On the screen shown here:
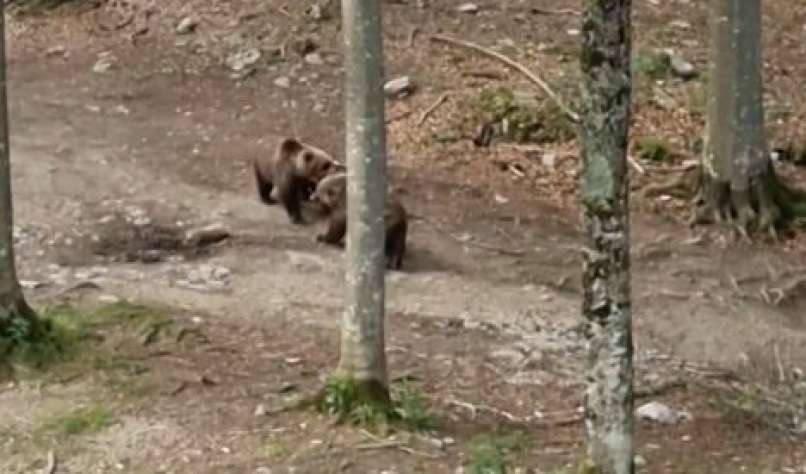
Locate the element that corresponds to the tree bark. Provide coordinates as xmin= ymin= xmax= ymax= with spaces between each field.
xmin=0 ymin=0 xmax=37 ymax=340
xmin=578 ymin=1 xmax=635 ymax=473
xmin=336 ymin=0 xmax=389 ymax=401
xmin=695 ymin=0 xmax=783 ymax=236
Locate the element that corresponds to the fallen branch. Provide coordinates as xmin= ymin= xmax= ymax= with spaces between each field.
xmin=634 ymin=378 xmax=687 ymax=399
xmin=43 ymin=451 xmax=57 ymax=474
xmin=407 ymin=27 xmax=420 ymax=48
xmin=446 ymin=397 xmax=524 ymax=423
xmin=530 ymin=6 xmax=581 ymax=16
xmin=628 ymin=156 xmax=646 ymax=175
xmin=385 ymin=110 xmax=413 ymax=124
xmin=418 ymin=93 xmax=450 ymax=125
xmin=429 ymin=34 xmax=580 ymax=123
xmin=453 ymin=235 xmax=526 ymax=256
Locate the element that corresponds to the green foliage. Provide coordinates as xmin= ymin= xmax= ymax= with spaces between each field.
xmin=8 ymin=0 xmax=78 ymax=15
xmin=392 ymin=381 xmax=436 ymax=432
xmin=473 ymin=87 xmax=575 ymax=144
xmin=632 ymin=50 xmax=671 ymax=80
xmin=1 ymin=301 xmax=168 ymax=373
xmin=317 ymin=376 xmax=393 ymax=428
xmin=36 ymin=402 xmax=115 ymax=439
xmin=636 ymin=136 xmax=674 ymax=162
xmin=316 ymin=377 xmax=437 ymax=432
xmin=466 ymin=431 xmax=529 ymax=474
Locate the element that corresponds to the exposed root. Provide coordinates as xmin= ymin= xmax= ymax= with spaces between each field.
xmin=691 ymin=163 xmax=806 ymax=239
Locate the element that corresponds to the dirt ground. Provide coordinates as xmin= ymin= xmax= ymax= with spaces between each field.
xmin=2 ymin=0 xmax=806 ymax=472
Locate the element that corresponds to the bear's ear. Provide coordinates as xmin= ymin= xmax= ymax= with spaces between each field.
xmin=278 ymin=137 xmax=303 ymax=156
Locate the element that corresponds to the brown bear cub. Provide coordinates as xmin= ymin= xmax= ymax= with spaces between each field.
xmin=310 ymin=172 xmax=408 ymax=270
xmin=253 ymin=137 xmax=341 ymax=224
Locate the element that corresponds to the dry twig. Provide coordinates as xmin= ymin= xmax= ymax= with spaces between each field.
xmin=418 ymin=93 xmax=450 ymax=125
xmin=530 ymin=7 xmax=581 ymax=16
xmin=429 ymin=34 xmax=580 ymax=123
xmin=43 ymin=451 xmax=57 ymax=474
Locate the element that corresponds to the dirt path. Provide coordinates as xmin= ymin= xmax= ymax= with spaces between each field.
xmin=1 ymin=1 xmax=806 ymax=472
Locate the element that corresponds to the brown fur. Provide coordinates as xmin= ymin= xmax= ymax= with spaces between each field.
xmin=311 ymin=172 xmax=408 ymax=270
xmin=253 ymin=137 xmax=339 ymax=224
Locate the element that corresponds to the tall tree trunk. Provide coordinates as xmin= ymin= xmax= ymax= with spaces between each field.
xmin=578 ymin=1 xmax=635 ymax=473
xmin=336 ymin=0 xmax=389 ymax=402
xmin=695 ymin=0 xmax=788 ymax=236
xmin=0 ymin=0 xmax=37 ymax=340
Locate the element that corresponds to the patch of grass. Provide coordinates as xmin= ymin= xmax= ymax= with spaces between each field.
xmin=3 ymin=301 xmax=169 ymax=374
xmin=8 ymin=0 xmax=78 ymax=16
xmin=636 ymin=136 xmax=674 ymax=162
xmin=633 ymin=50 xmax=671 ymax=80
xmin=466 ymin=431 xmax=529 ymax=474
xmin=315 ymin=377 xmax=437 ymax=433
xmin=36 ymin=402 xmax=115 ymax=439
xmin=472 ymin=87 xmax=575 ymax=144
xmin=392 ymin=381 xmax=437 ymax=432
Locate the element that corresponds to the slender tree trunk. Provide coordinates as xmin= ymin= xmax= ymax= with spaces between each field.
xmin=695 ymin=0 xmax=784 ymax=236
xmin=0 ymin=0 xmax=37 ymax=339
xmin=578 ymin=1 xmax=634 ymax=473
xmin=336 ymin=0 xmax=389 ymax=402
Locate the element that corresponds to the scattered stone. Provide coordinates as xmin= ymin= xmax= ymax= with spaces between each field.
xmin=98 ymin=294 xmax=121 ymax=304
xmin=176 ymin=264 xmax=231 ymax=292
xmin=457 ymin=3 xmax=479 ymax=14
xmin=637 ymin=401 xmax=687 ymax=425
xmin=489 ymin=348 xmax=526 ymax=366
xmin=284 ymin=357 xmax=302 ymax=365
xmin=541 ymin=151 xmax=557 ymax=169
xmin=665 ymin=50 xmax=698 ymax=79
xmin=226 ymin=47 xmax=261 ymax=72
xmin=175 ymin=16 xmax=198 ymax=35
xmin=92 ymin=54 xmax=116 ymax=74
xmin=384 ymin=76 xmax=415 ymax=98
xmin=304 ymin=52 xmax=324 ymax=65
xmin=634 ymin=455 xmax=648 ymax=468
xmin=286 ymin=251 xmax=327 ymax=272
xmin=254 ymin=404 xmax=267 ymax=417
xmin=273 ymin=76 xmax=291 ymax=88
xmin=45 ymin=45 xmax=67 ymax=57
xmin=184 ymin=224 xmax=230 ymax=247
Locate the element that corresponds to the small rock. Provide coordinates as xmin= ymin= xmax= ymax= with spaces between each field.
xmin=254 ymin=404 xmax=267 ymax=416
xmin=637 ymin=401 xmax=683 ymax=425
xmin=541 ymin=151 xmax=557 ymax=169
xmin=286 ymin=251 xmax=326 ymax=272
xmin=45 ymin=45 xmax=67 ymax=57
xmin=273 ymin=76 xmax=291 ymax=88
xmin=92 ymin=55 xmax=116 ymax=74
xmin=457 ymin=3 xmax=479 ymax=14
xmin=384 ymin=76 xmax=415 ymax=98
xmin=284 ymin=357 xmax=302 ymax=365
xmin=489 ymin=348 xmax=525 ymax=366
xmin=175 ymin=16 xmax=198 ymax=35
xmin=304 ymin=52 xmax=324 ymax=65
xmin=226 ymin=47 xmax=261 ymax=72
xmin=98 ymin=294 xmax=121 ymax=304
xmin=665 ymin=51 xmax=698 ymax=79
xmin=634 ymin=455 xmax=648 ymax=467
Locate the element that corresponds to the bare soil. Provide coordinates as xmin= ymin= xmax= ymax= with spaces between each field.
xmin=2 ymin=0 xmax=806 ymax=472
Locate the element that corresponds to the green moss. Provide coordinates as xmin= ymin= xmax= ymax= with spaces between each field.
xmin=35 ymin=402 xmax=115 ymax=439
xmin=466 ymin=431 xmax=529 ymax=474
xmin=315 ymin=376 xmax=437 ymax=433
xmin=632 ymin=50 xmax=671 ymax=80
xmin=1 ymin=300 xmax=169 ymax=376
xmin=636 ymin=136 xmax=674 ymax=162
xmin=473 ymin=87 xmax=575 ymax=144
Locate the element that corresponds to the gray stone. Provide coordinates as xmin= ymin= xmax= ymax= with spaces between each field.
xmin=666 ymin=51 xmax=698 ymax=79
xmin=273 ymin=76 xmax=291 ymax=88
xmin=457 ymin=3 xmax=479 ymax=14
xmin=304 ymin=52 xmax=325 ymax=65
xmin=637 ymin=401 xmax=682 ymax=425
xmin=176 ymin=16 xmax=198 ymax=35
xmin=226 ymin=48 xmax=261 ymax=72
xmin=384 ymin=76 xmax=415 ymax=98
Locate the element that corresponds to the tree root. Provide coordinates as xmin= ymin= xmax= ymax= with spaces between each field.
xmin=691 ymin=163 xmax=806 ymax=239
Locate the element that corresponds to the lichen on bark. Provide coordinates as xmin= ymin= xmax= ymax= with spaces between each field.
xmin=578 ymin=1 xmax=635 ymax=473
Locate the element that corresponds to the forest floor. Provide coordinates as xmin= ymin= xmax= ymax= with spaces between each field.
xmin=2 ymin=0 xmax=806 ymax=472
